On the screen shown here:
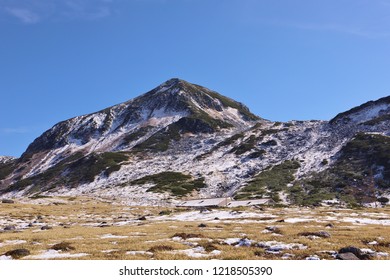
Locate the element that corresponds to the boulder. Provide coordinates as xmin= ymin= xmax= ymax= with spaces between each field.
xmin=51 ymin=242 xmax=75 ymax=251
xmin=338 ymin=246 xmax=371 ymax=260
xmin=317 ymin=231 xmax=331 ymax=238
xmin=41 ymin=225 xmax=52 ymax=230
xmin=98 ymin=224 xmax=110 ymax=228
xmin=299 ymin=231 xmax=331 ymax=238
xmin=337 ymin=252 xmax=360 ymax=260
xmin=4 ymin=225 xmax=16 ymax=231
xmin=236 ymin=238 xmax=252 ymax=247
xmin=1 ymin=199 xmax=15 ymax=204
xmin=5 ymin=249 xmax=30 ymax=259
xmin=265 ymin=226 xmax=283 ymax=234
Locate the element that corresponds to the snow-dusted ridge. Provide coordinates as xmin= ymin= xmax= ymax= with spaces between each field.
xmin=0 ymin=156 xmax=16 ymax=164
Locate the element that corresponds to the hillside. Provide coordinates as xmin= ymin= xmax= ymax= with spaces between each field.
xmin=1 ymin=79 xmax=389 ymax=206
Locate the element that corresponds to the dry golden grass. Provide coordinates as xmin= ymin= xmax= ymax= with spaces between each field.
xmin=0 ymin=197 xmax=389 ymax=260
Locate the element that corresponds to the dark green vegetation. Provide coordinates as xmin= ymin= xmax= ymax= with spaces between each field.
xmin=362 ymin=114 xmax=390 ymax=126
xmin=216 ymin=133 xmax=244 ymax=148
xmin=189 ymin=111 xmax=233 ymax=130
xmin=133 ymin=117 xmax=226 ymax=153
xmin=299 ymin=133 xmax=390 ymax=206
xmin=261 ymin=128 xmax=288 ymax=136
xmin=247 ymin=150 xmax=266 ymax=159
xmin=196 ymin=132 xmax=266 ymax=160
xmin=0 ymin=161 xmax=15 ymax=181
xmin=66 ymin=152 xmax=129 ymax=182
xmin=195 ymin=133 xmax=244 ymax=160
xmin=234 ymin=160 xmax=300 ymax=201
xmin=262 ymin=139 xmax=278 ymax=147
xmin=5 ymin=152 xmax=128 ymax=194
xmin=133 ymin=126 xmax=181 ymax=152
xmin=186 ymin=82 xmax=259 ymax=122
xmin=122 ymin=126 xmax=151 ymax=144
xmin=288 ymin=184 xmax=335 ymax=207
xmin=131 ymin=172 xmax=206 ymax=196
xmin=229 ymin=135 xmax=257 ymax=155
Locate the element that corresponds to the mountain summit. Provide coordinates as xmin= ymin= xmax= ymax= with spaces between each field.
xmin=23 ymin=78 xmax=259 ymax=157
xmin=0 ymin=80 xmax=389 ymax=207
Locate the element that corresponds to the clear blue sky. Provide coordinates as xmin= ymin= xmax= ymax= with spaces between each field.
xmin=1 ymin=0 xmax=390 ymax=157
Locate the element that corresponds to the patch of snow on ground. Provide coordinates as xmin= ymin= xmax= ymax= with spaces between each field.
xmin=305 ymin=255 xmax=320 ymax=260
xmin=257 ymin=241 xmax=307 ymax=252
xmin=223 ymin=238 xmax=241 ymax=245
xmin=222 ymin=237 xmax=254 ymax=247
xmin=283 ymin=217 xmax=315 ymax=223
xmin=155 ymin=210 xmax=276 ymax=222
xmin=99 ymin=234 xmax=128 ymax=239
xmin=282 ymin=253 xmax=295 ymax=259
xmin=102 ymin=249 xmax=119 ymax=253
xmin=376 ymin=252 xmax=389 ymax=257
xmin=28 ymin=250 xmax=89 ymax=259
xmin=342 ymin=217 xmax=390 ymax=225
xmin=0 ymin=240 xmax=27 ymax=247
xmin=172 ymin=246 xmax=221 ymax=258
xmin=126 ymin=251 xmax=153 ymax=256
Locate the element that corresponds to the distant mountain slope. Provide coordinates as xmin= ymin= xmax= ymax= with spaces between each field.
xmin=330 ymin=96 xmax=390 ymax=125
xmin=1 ymin=79 xmax=389 ymax=207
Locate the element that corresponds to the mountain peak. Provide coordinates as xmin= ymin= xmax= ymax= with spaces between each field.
xmin=163 ymin=77 xmax=182 ymax=85
xmin=136 ymin=78 xmax=260 ymax=122
xmin=21 ymin=79 xmax=260 ymax=157
xmin=152 ymin=78 xmax=200 ymax=96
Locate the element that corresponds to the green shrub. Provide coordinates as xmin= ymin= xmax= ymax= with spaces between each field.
xmin=6 ymin=152 xmax=128 ymax=194
xmin=235 ymin=160 xmax=300 ymax=200
xmin=362 ymin=114 xmax=390 ymax=126
xmin=131 ymin=172 xmax=206 ymax=197
xmin=123 ymin=126 xmax=151 ymax=143
xmin=247 ymin=150 xmax=266 ymax=159
xmin=0 ymin=162 xmax=15 ymax=180
xmin=229 ymin=135 xmax=257 ymax=155
xmin=195 ymin=133 xmax=244 ymax=160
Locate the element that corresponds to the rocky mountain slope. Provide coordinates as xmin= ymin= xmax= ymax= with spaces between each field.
xmin=1 ymin=79 xmax=389 ymax=206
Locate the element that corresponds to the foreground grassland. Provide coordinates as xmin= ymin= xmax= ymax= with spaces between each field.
xmin=0 ymin=197 xmax=389 ymax=260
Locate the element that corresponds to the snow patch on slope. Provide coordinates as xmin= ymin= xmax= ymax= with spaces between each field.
xmin=350 ymin=104 xmax=390 ymax=124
